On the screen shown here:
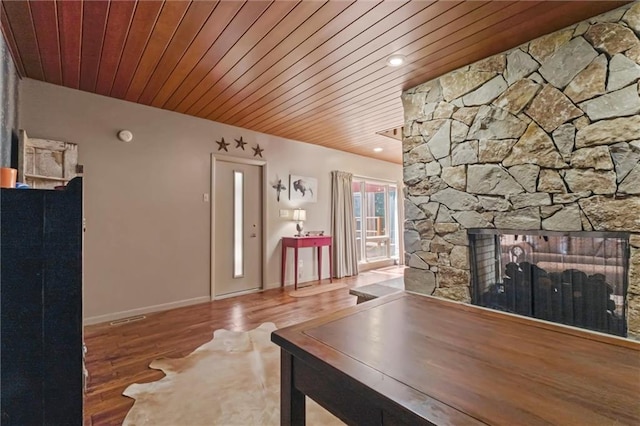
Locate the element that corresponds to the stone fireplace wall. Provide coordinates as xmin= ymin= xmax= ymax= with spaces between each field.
xmin=401 ymin=3 xmax=640 ymax=336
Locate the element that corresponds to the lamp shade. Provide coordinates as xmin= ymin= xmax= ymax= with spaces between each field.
xmin=292 ymin=209 xmax=306 ymax=221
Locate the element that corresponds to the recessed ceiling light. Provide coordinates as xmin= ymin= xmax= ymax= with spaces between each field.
xmin=386 ymin=54 xmax=406 ymax=67
xmin=373 ymin=147 xmax=383 ymax=152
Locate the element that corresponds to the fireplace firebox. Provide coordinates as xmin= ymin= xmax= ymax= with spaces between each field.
xmin=468 ymin=229 xmax=629 ymax=337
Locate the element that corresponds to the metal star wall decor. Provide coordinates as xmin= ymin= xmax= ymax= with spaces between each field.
xmin=235 ymin=136 xmax=247 ymax=150
xmin=216 ymin=137 xmax=229 ymax=152
xmin=252 ymin=144 xmax=264 ymax=158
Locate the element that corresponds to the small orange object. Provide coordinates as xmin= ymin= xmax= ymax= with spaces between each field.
xmin=0 ymin=167 xmax=17 ymax=188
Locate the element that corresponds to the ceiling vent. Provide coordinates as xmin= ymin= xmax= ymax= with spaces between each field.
xmin=376 ymin=126 xmax=404 ymax=141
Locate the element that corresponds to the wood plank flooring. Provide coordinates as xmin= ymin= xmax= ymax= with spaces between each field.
xmin=83 ymin=266 xmax=404 ymax=425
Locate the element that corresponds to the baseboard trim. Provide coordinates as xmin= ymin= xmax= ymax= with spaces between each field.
xmin=214 ymin=288 xmax=262 ymax=300
xmin=83 ymin=296 xmax=211 ymax=326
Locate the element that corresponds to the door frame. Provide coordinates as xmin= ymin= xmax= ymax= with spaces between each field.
xmin=211 ymin=154 xmax=268 ymax=300
xmin=352 ymin=175 xmax=403 ymax=271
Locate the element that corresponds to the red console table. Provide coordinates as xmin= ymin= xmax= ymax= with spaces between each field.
xmin=281 ymin=236 xmax=333 ymax=290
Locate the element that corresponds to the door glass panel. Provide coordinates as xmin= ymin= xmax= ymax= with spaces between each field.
xmin=233 ymin=170 xmax=244 ymax=278
xmin=389 ymin=185 xmax=398 ymax=259
xmin=352 ymin=179 xmax=399 ymax=265
xmin=352 ymin=181 xmax=363 ymax=262
xmin=365 ymin=182 xmax=388 ymax=260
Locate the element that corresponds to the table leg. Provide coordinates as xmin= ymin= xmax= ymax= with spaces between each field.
xmin=281 ymin=349 xmax=305 ymax=426
xmin=318 ymin=246 xmax=322 ymax=282
xmin=329 ymin=244 xmax=333 ymax=283
xmin=281 ymin=244 xmax=286 ymax=287
xmin=294 ymin=247 xmax=299 ymax=290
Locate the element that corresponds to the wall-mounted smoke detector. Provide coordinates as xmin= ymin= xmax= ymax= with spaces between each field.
xmin=117 ymin=130 xmax=133 ymax=142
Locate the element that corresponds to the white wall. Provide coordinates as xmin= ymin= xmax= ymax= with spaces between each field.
xmin=20 ymin=79 xmax=402 ymax=323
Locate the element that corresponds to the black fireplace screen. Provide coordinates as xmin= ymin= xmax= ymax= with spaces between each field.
xmin=468 ymin=229 xmax=629 ymax=337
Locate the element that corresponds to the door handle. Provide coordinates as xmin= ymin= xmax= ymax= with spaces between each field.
xmin=250 ymin=233 xmax=257 ymax=238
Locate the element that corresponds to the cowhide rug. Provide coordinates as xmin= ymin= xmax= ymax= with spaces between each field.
xmin=123 ymin=323 xmax=343 ymax=425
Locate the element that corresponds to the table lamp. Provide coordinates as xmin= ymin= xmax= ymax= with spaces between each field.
xmin=292 ymin=209 xmax=306 ymax=237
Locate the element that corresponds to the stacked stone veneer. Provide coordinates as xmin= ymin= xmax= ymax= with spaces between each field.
xmin=0 ymin=28 xmax=19 ymax=167
xmin=401 ymin=3 xmax=640 ymax=337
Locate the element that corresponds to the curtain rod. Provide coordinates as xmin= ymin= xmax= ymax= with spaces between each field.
xmin=351 ymin=173 xmax=400 ymax=184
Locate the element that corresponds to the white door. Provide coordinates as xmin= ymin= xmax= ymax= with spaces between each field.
xmin=213 ymin=157 xmax=263 ymax=297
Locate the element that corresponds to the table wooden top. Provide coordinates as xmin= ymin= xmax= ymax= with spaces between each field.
xmin=282 ymin=235 xmax=331 ymax=239
xmin=272 ymin=292 xmax=640 ymax=425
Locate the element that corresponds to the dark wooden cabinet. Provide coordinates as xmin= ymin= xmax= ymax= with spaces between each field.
xmin=1 ymin=177 xmax=83 ymax=425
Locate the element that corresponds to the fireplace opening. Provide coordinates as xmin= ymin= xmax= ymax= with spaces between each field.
xmin=468 ymin=229 xmax=629 ymax=337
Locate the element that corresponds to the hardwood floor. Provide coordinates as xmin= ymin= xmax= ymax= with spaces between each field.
xmin=83 ymin=266 xmax=404 ymax=425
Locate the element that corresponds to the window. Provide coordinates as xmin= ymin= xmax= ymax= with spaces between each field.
xmin=233 ymin=170 xmax=244 ymax=277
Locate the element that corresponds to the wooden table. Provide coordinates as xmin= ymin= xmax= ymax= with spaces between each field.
xmin=281 ymin=236 xmax=332 ymax=290
xmin=271 ymin=292 xmax=640 ymax=425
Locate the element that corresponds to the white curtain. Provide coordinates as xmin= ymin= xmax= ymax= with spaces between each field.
xmin=331 ymin=171 xmax=358 ymax=278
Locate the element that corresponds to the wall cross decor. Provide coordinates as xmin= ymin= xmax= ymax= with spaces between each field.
xmin=272 ymin=178 xmax=286 ymax=202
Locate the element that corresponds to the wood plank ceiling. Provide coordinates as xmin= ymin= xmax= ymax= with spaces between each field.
xmin=1 ymin=1 xmax=629 ymax=164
